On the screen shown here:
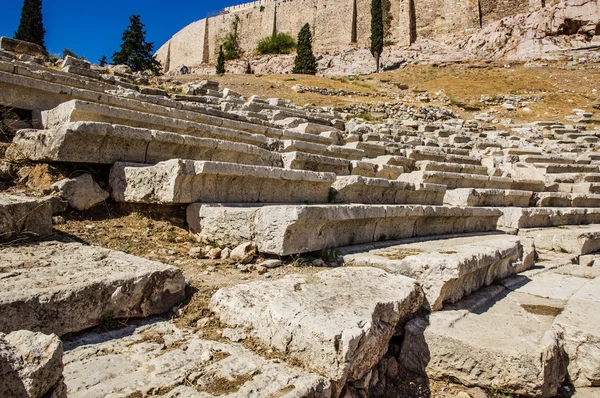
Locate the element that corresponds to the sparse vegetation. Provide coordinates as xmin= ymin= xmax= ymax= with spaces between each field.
xmin=354 ymin=111 xmax=375 ymax=121
xmin=256 ymin=32 xmax=296 ymax=55
xmin=222 ymin=15 xmax=241 ymax=61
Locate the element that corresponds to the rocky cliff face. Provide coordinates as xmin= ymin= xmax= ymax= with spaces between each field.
xmin=458 ymin=0 xmax=600 ymax=60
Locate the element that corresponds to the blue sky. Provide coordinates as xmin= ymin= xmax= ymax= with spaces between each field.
xmin=1 ymin=0 xmax=237 ymax=63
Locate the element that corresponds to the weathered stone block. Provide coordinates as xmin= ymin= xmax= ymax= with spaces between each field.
xmin=0 ymin=194 xmax=53 ymax=240
xmin=110 ymin=159 xmax=335 ymax=204
xmin=0 ymin=241 xmax=186 ymax=336
xmin=210 ymin=267 xmax=423 ymax=392
xmin=187 ymin=204 xmax=502 ymax=255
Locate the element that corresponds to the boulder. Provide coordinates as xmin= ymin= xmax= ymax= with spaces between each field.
xmin=51 ymin=173 xmax=109 ymax=211
xmin=1 ymin=330 xmax=65 ymax=398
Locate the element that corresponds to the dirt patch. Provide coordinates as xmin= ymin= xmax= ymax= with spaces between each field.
xmin=200 ymin=374 xmax=258 ymax=395
xmin=521 ymin=304 xmax=564 ymax=317
xmin=377 ymin=248 xmax=424 ymax=260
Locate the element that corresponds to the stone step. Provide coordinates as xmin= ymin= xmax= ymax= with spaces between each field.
xmin=0 ymin=193 xmax=53 ymax=240
xmin=109 ymin=160 xmax=335 ymax=204
xmin=281 ymin=140 xmax=364 ymax=160
xmin=520 ymin=155 xmax=577 ymax=165
xmin=398 ymin=170 xmax=514 ymax=190
xmin=42 ymin=100 xmax=273 ymax=148
xmin=341 ymin=233 xmax=534 ymax=311
xmin=209 ymin=267 xmax=423 ymax=393
xmin=557 ymin=182 xmax=600 ymax=194
xmin=364 ymin=155 xmax=415 ymax=171
xmin=498 ymin=207 xmax=600 ymax=229
xmin=536 ymin=163 xmax=599 ymax=174
xmin=444 ymin=188 xmax=533 ymax=207
xmin=63 ymin=321 xmax=330 ymax=398
xmin=519 ymin=225 xmax=600 ymax=255
xmin=405 ymin=148 xmax=482 ymax=165
xmin=401 ymin=283 xmax=568 ymax=397
xmin=0 ymin=240 xmax=186 ymax=336
xmin=1 ymin=62 xmax=328 ymax=138
xmin=533 ymin=192 xmax=600 ymax=208
xmin=344 ymin=142 xmax=387 ymax=158
xmin=7 ymin=121 xmax=282 ymax=167
xmin=187 ymin=204 xmax=502 ymax=255
xmin=330 ymin=176 xmax=445 ymax=205
xmin=547 ymin=173 xmax=600 ymax=184
xmin=416 ymin=160 xmax=489 ymax=175
xmin=281 ymin=151 xmax=351 ymax=175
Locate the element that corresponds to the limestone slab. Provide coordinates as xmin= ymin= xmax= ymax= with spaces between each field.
xmin=187 ymin=204 xmax=502 ymax=255
xmin=0 ymin=241 xmax=186 ymax=336
xmin=210 ymin=267 xmax=423 ymax=392
xmin=498 ymin=207 xmax=600 ymax=229
xmin=63 ymin=321 xmax=331 ymax=398
xmin=398 ymin=171 xmax=514 ymax=190
xmin=444 ymin=188 xmax=533 ymax=207
xmin=401 ymin=286 xmax=568 ymax=397
xmin=554 ymin=277 xmax=600 ymax=387
xmin=519 ymin=225 xmax=600 ymax=255
xmin=281 ymin=151 xmax=351 ymax=175
xmin=331 ymin=176 xmax=445 ymax=205
xmin=342 ymin=234 xmax=534 ymax=311
xmin=110 ymin=159 xmax=335 ymax=204
xmin=7 ymin=121 xmax=281 ymax=167
xmin=0 ymin=194 xmax=53 ymax=240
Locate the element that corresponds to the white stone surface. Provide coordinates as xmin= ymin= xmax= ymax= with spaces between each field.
xmin=63 ymin=321 xmax=331 ymax=398
xmin=51 ymin=174 xmax=108 ymax=211
xmin=210 ymin=267 xmax=423 ymax=392
xmin=0 ymin=241 xmax=186 ymax=336
xmin=187 ymin=204 xmax=503 ymax=255
xmin=110 ymin=159 xmax=335 ymax=204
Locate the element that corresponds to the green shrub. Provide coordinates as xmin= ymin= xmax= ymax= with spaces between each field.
xmin=222 ymin=16 xmax=241 ymax=61
xmin=293 ymin=23 xmax=317 ymax=75
xmin=257 ymin=32 xmax=296 ymax=55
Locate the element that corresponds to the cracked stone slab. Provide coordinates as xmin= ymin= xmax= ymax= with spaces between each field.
xmin=0 ymin=193 xmax=53 ymax=241
xmin=109 ymin=159 xmax=335 ymax=204
xmin=63 ymin=321 xmax=331 ymax=398
xmin=342 ymin=233 xmax=535 ymax=311
xmin=187 ymin=204 xmax=502 ymax=255
xmin=554 ymin=276 xmax=600 ymax=387
xmin=401 ymin=285 xmax=568 ymax=397
xmin=0 ymin=240 xmax=186 ymax=336
xmin=331 ymin=176 xmax=445 ymax=205
xmin=209 ymin=267 xmax=423 ymax=393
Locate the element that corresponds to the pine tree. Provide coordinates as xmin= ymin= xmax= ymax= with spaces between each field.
xmin=99 ymin=55 xmax=108 ymax=67
xmin=293 ymin=23 xmax=317 ymax=75
xmin=216 ymin=45 xmax=226 ymax=75
xmin=14 ymin=0 xmax=46 ymax=50
xmin=371 ymin=0 xmax=384 ymax=73
xmin=112 ymin=14 xmax=162 ymax=75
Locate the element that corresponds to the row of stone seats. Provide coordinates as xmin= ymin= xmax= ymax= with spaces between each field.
xmin=0 ymin=60 xmax=343 ymax=144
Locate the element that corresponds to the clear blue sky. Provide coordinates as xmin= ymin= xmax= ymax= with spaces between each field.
xmin=1 ymin=0 xmax=237 ymax=63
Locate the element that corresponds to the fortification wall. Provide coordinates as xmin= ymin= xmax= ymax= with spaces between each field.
xmin=156 ymin=0 xmax=544 ymax=72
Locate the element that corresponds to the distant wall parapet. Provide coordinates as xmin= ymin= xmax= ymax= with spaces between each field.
xmin=156 ymin=0 xmax=549 ymax=72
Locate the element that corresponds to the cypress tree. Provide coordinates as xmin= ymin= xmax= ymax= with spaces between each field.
xmin=112 ymin=14 xmax=162 ymax=75
xmin=14 ymin=0 xmax=46 ymax=50
xmin=216 ymin=45 xmax=226 ymax=75
xmin=371 ymin=0 xmax=384 ymax=73
xmin=293 ymin=23 xmax=317 ymax=75
xmin=99 ymin=55 xmax=108 ymax=67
